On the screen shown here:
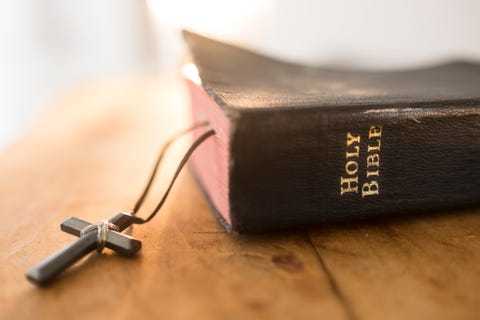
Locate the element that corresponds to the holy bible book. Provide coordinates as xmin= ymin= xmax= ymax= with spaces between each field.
xmin=183 ymin=31 xmax=480 ymax=233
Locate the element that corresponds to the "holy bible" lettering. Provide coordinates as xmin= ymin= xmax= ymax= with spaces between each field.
xmin=340 ymin=125 xmax=383 ymax=197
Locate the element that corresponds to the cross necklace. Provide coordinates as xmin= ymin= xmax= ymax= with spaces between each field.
xmin=26 ymin=124 xmax=214 ymax=286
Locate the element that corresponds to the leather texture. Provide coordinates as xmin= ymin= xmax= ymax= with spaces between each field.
xmin=184 ymin=31 xmax=480 ymax=232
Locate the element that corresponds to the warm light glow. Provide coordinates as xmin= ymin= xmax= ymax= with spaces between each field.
xmin=146 ymin=0 xmax=272 ymax=39
xmin=181 ymin=62 xmax=201 ymax=85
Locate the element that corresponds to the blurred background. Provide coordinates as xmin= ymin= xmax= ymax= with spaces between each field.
xmin=1 ymin=0 xmax=479 ymax=150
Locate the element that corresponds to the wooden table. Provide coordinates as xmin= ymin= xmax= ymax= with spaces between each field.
xmin=1 ymin=77 xmax=479 ymax=320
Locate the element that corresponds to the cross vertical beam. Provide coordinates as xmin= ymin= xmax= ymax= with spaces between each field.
xmin=26 ymin=212 xmax=141 ymax=286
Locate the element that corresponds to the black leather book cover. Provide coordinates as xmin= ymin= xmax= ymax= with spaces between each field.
xmin=183 ymin=31 xmax=480 ymax=233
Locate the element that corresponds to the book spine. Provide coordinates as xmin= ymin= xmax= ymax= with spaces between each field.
xmin=228 ymin=101 xmax=480 ymax=232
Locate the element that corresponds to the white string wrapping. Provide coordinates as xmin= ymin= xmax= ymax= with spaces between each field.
xmin=80 ymin=220 xmax=120 ymax=252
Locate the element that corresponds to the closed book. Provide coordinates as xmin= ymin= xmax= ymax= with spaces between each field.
xmin=182 ymin=31 xmax=480 ymax=233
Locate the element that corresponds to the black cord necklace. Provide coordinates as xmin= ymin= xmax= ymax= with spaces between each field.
xmin=26 ymin=123 xmax=215 ymax=286
xmin=131 ymin=122 xmax=214 ymax=224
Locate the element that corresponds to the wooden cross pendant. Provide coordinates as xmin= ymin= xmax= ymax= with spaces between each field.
xmin=26 ymin=212 xmax=142 ymax=286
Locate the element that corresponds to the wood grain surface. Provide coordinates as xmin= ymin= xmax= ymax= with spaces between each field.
xmin=0 ymin=77 xmax=478 ymax=320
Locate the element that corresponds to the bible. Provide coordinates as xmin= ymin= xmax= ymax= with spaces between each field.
xmin=182 ymin=31 xmax=480 ymax=233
